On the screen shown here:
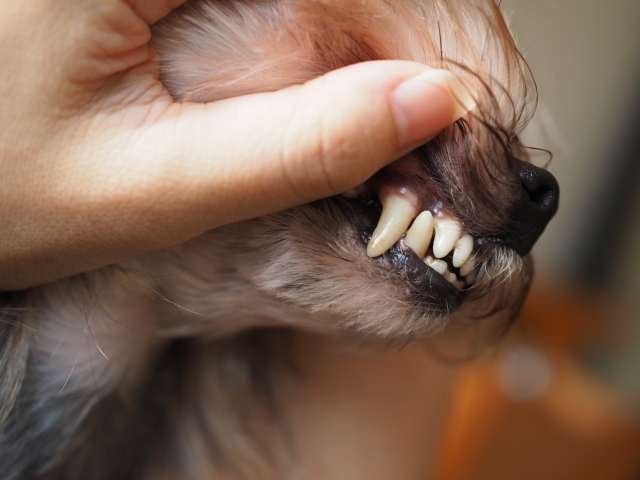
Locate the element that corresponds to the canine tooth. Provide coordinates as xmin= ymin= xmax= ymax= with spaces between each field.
xmin=425 ymin=256 xmax=448 ymax=275
xmin=452 ymin=234 xmax=474 ymax=267
xmin=405 ymin=211 xmax=434 ymax=258
xmin=460 ymin=260 xmax=477 ymax=277
xmin=433 ymin=218 xmax=462 ymax=258
xmin=455 ymin=280 xmax=465 ymax=290
xmin=445 ymin=271 xmax=457 ymax=284
xmin=367 ymin=195 xmax=416 ymax=257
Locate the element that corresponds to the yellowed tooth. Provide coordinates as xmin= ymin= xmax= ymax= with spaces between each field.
xmin=460 ymin=259 xmax=477 ymax=277
xmin=433 ymin=218 xmax=462 ymax=258
xmin=452 ymin=234 xmax=474 ymax=268
xmin=425 ymin=256 xmax=448 ymax=275
xmin=405 ymin=211 xmax=434 ymax=258
xmin=367 ymin=195 xmax=417 ymax=257
xmin=445 ymin=271 xmax=457 ymax=284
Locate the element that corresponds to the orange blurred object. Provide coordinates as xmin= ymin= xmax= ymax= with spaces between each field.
xmin=431 ymin=278 xmax=640 ymax=480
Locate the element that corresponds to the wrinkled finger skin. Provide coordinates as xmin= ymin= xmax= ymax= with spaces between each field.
xmin=0 ymin=0 xmax=456 ymax=290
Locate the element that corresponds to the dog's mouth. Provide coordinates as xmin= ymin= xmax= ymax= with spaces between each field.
xmin=338 ymin=151 xmax=504 ymax=314
xmin=255 ymin=146 xmax=539 ymax=340
xmin=270 ymin=147 xmax=539 ymax=335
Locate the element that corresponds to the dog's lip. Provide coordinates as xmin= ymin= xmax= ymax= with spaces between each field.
xmin=358 ymin=220 xmax=462 ymax=312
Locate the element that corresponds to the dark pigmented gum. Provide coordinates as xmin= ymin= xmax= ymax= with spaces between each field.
xmin=359 ymin=223 xmax=462 ymax=313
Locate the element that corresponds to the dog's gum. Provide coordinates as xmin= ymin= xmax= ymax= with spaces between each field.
xmin=366 ymin=151 xmax=451 ymax=216
xmin=364 ymin=151 xmax=453 ymax=259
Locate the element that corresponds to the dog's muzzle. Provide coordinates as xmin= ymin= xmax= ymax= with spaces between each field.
xmin=476 ymin=158 xmax=560 ymax=256
xmin=343 ymin=153 xmax=559 ymax=296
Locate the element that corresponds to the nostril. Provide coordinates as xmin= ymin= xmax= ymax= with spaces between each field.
xmin=524 ymin=181 xmax=559 ymax=213
xmin=517 ymin=160 xmax=560 ymax=215
xmin=498 ymin=158 xmax=560 ymax=257
xmin=529 ymin=186 xmax=553 ymax=208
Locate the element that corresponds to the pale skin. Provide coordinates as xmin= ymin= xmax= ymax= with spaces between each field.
xmin=0 ymin=0 xmax=461 ymax=290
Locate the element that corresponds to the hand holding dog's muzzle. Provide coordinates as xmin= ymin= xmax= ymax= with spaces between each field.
xmin=0 ymin=0 xmax=469 ymax=290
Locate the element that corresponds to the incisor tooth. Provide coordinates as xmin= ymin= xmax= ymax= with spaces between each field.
xmin=425 ymin=256 xmax=448 ymax=275
xmin=433 ymin=218 xmax=462 ymax=258
xmin=460 ymin=260 xmax=477 ymax=277
xmin=445 ymin=271 xmax=457 ymax=284
xmin=405 ymin=211 xmax=434 ymax=258
xmin=367 ymin=195 xmax=416 ymax=257
xmin=452 ymin=234 xmax=474 ymax=267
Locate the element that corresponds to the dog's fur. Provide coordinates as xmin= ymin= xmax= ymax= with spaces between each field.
xmin=0 ymin=1 xmax=542 ymax=478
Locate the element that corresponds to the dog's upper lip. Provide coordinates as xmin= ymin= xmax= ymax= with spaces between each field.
xmin=365 ymin=152 xmax=449 ymax=215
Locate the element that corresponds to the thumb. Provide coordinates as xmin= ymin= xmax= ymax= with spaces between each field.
xmin=132 ymin=61 xmax=475 ymax=229
xmin=2 ymin=60 xmax=473 ymax=290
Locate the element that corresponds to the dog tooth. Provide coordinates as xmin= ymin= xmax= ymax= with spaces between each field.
xmin=465 ymin=270 xmax=477 ymax=284
xmin=425 ymin=256 xmax=448 ymax=275
xmin=452 ymin=234 xmax=474 ymax=268
xmin=455 ymin=280 xmax=465 ymax=290
xmin=459 ymin=260 xmax=477 ymax=277
xmin=405 ymin=211 xmax=434 ymax=258
xmin=433 ymin=218 xmax=462 ymax=258
xmin=445 ymin=271 xmax=457 ymax=284
xmin=367 ymin=195 xmax=417 ymax=257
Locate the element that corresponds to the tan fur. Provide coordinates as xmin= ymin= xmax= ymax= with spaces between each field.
xmin=0 ymin=1 xmax=540 ymax=479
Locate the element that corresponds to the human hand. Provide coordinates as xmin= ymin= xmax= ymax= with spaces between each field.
xmin=0 ymin=0 xmax=471 ymax=290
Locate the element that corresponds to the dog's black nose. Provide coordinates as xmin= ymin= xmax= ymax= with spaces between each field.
xmin=504 ymin=158 xmax=559 ymax=256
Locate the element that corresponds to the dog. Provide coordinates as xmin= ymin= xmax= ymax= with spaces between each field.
xmin=0 ymin=0 xmax=559 ymax=478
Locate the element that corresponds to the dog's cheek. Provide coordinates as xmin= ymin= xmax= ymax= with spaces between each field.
xmin=0 ymin=269 xmax=161 ymax=478
xmin=32 ymin=270 xmax=159 ymax=396
xmin=238 ymin=208 xmax=449 ymax=338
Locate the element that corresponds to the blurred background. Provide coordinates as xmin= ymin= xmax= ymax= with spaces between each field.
xmin=508 ymin=0 xmax=640 ymax=399
xmin=431 ymin=1 xmax=640 ymax=478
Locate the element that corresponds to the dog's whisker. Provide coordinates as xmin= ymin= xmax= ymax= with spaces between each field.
xmin=58 ymin=336 xmax=86 ymax=397
xmin=88 ymin=325 xmax=110 ymax=362
xmin=0 ymin=317 xmax=36 ymax=332
xmin=125 ymin=280 xmax=205 ymax=317
xmin=49 ymin=324 xmax=69 ymax=363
